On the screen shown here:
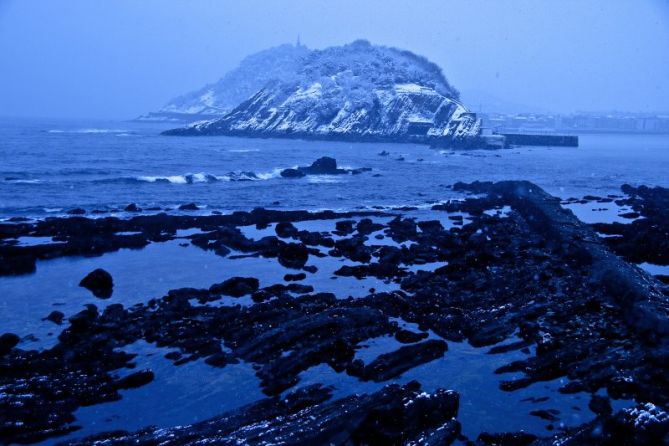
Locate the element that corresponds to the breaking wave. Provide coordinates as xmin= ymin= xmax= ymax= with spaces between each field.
xmin=47 ymin=128 xmax=131 ymax=134
xmin=134 ymin=168 xmax=283 ymax=184
xmin=2 ymin=178 xmax=43 ymax=184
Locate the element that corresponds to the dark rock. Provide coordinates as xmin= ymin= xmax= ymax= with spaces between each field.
xmin=280 ymin=168 xmax=306 ymax=178
xmin=529 ymin=409 xmax=560 ymax=422
xmin=417 ymin=220 xmax=444 ymax=234
xmin=281 ymin=157 xmax=370 ymax=178
xmin=124 ymin=203 xmax=141 ymax=212
xmin=284 ymin=272 xmax=306 ymax=282
xmin=356 ymin=218 xmax=383 ymax=235
xmin=303 ymin=156 xmax=338 ymax=174
xmin=278 ymin=242 xmax=309 ymax=269
xmin=204 ymin=352 xmax=235 ymax=367
xmin=209 ymin=277 xmax=260 ymax=297
xmin=178 ymin=203 xmax=200 ymax=211
xmin=116 ymin=369 xmax=154 ymax=389
xmin=43 ymin=310 xmax=65 ymax=325
xmin=66 ymin=208 xmax=86 ymax=215
xmin=352 ymin=340 xmax=447 ymax=382
xmin=79 ymin=268 xmax=114 ymax=298
xmin=275 ymin=221 xmax=298 ymax=238
xmin=395 ymin=329 xmax=429 ymax=343
xmin=303 ymin=265 xmax=318 ymax=273
xmin=335 ymin=219 xmax=356 ymax=235
xmin=65 ymin=382 xmax=460 ymax=446
xmin=477 ymin=432 xmax=537 ymax=445
xmin=589 ymin=394 xmax=613 ymax=416
xmin=0 ymin=333 xmax=20 ymax=356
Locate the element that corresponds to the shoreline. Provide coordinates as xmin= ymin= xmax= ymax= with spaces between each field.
xmin=2 ymin=181 xmax=669 ymax=444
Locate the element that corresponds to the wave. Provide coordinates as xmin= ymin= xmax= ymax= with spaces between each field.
xmin=47 ymin=128 xmax=131 ymax=134
xmin=228 ymin=149 xmax=260 ymax=153
xmin=306 ymin=175 xmax=344 ymax=184
xmin=3 ymin=178 xmax=42 ymax=184
xmin=134 ymin=169 xmax=283 ymax=184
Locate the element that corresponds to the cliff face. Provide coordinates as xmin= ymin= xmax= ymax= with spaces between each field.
xmin=163 ymin=41 xmax=481 ymax=144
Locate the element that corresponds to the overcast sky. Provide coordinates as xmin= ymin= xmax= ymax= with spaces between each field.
xmin=1 ymin=0 xmax=668 ymax=119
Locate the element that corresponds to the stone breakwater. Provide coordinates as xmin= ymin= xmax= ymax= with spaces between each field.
xmin=0 ymin=181 xmax=668 ymax=445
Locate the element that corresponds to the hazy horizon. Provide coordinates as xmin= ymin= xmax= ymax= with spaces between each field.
xmin=1 ymin=0 xmax=668 ymax=120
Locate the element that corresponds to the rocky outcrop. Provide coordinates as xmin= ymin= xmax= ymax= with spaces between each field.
xmin=65 ymin=382 xmax=460 ymax=446
xmin=3 ymin=182 xmax=669 ymax=444
xmin=79 ymin=268 xmax=114 ymax=298
xmin=280 ymin=157 xmax=371 ymax=178
xmin=164 ymin=40 xmax=481 ymax=146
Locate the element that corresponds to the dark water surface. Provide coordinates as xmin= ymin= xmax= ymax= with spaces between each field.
xmin=1 ymin=117 xmax=668 ymax=218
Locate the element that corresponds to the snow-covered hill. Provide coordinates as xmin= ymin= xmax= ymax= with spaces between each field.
xmin=137 ymin=44 xmax=310 ymax=122
xmin=163 ymin=40 xmax=481 ymax=145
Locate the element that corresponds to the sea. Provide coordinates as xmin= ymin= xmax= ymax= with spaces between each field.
xmin=1 ymin=117 xmax=668 ymax=444
xmin=1 ymin=117 xmax=668 ymax=218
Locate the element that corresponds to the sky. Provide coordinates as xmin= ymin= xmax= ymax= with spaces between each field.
xmin=0 ymin=0 xmax=668 ymax=119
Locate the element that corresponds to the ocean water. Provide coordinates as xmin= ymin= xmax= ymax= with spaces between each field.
xmin=1 ymin=117 xmax=668 ymax=218
xmin=1 ymin=117 xmax=666 ymax=443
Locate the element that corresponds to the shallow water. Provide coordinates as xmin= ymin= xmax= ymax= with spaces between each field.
xmin=45 ymin=340 xmax=264 ymax=446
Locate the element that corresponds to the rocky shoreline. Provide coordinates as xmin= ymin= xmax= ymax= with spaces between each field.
xmin=1 ymin=181 xmax=669 ymax=445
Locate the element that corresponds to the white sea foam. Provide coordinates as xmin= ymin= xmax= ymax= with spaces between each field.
xmin=307 ymin=175 xmax=343 ymax=184
xmin=255 ymin=168 xmax=284 ymax=180
xmin=47 ymin=128 xmax=130 ymax=134
xmin=136 ymin=169 xmax=283 ymax=184
xmin=4 ymin=179 xmax=42 ymax=184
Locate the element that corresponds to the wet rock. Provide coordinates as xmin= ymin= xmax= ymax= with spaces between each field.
xmin=43 ymin=310 xmax=65 ymax=325
xmin=284 ymin=272 xmax=306 ymax=282
xmin=79 ymin=268 xmax=114 ymax=298
xmin=280 ymin=168 xmax=306 ymax=178
xmin=395 ymin=328 xmax=429 ymax=343
xmin=589 ymin=394 xmax=613 ymax=416
xmin=66 ymin=208 xmax=86 ymax=215
xmin=335 ymin=219 xmax=356 ymax=235
xmin=178 ymin=203 xmax=200 ymax=211
xmin=0 ymin=254 xmax=36 ymax=275
xmin=356 ymin=218 xmax=383 ymax=235
xmin=281 ymin=157 xmax=370 ymax=178
xmin=0 ymin=333 xmax=20 ymax=356
xmin=65 ymin=382 xmax=460 ymax=446
xmin=303 ymin=265 xmax=318 ymax=273
xmin=477 ymin=432 xmax=537 ymax=445
xmin=352 ymin=339 xmax=447 ymax=382
xmin=529 ymin=409 xmax=560 ymax=422
xmin=209 ymin=277 xmax=260 ymax=297
xmin=592 ymin=185 xmax=669 ymax=265
xmin=251 ymin=283 xmax=315 ymax=302
xmin=116 ymin=370 xmax=154 ymax=389
xmin=278 ymin=242 xmax=309 ymax=269
xmin=300 ymin=156 xmax=338 ymax=174
xmin=535 ymin=403 xmax=669 ymax=445
xmin=417 ymin=220 xmax=445 ymax=234
xmin=124 ymin=203 xmax=141 ymax=212
xmin=275 ymin=221 xmax=298 ymax=238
